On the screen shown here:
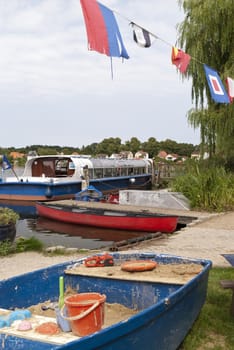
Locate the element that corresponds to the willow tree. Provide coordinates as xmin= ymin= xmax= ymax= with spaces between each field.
xmin=177 ymin=0 xmax=234 ymax=167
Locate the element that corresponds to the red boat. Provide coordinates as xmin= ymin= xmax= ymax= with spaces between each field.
xmin=36 ymin=201 xmax=178 ymax=233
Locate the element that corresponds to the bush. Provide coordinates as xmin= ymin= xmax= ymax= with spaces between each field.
xmin=0 ymin=207 xmax=19 ymax=225
xmin=172 ymin=161 xmax=234 ymax=211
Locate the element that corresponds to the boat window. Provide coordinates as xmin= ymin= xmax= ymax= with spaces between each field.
xmin=55 ymin=159 xmax=70 ymax=177
xmin=121 ymin=168 xmax=128 ymax=176
xmin=133 ymin=167 xmax=143 ymax=175
xmin=113 ymin=168 xmax=121 ymax=176
xmin=103 ymin=168 xmax=113 ymax=177
xmin=42 ymin=160 xmax=55 ymax=177
xmin=88 ymin=169 xmax=94 ymax=179
xmin=93 ymin=168 xmax=103 ymax=179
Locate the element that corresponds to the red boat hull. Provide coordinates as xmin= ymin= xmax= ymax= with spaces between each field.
xmin=36 ymin=203 xmax=178 ymax=233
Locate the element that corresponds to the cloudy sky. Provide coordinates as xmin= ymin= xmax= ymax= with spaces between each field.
xmin=0 ymin=0 xmax=200 ymax=148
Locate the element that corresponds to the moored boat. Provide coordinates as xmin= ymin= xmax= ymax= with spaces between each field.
xmin=36 ymin=200 xmax=178 ymax=233
xmin=0 ymin=155 xmax=153 ymax=202
xmin=0 ymin=252 xmax=212 ymax=350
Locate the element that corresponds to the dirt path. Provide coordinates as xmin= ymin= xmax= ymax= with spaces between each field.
xmin=131 ymin=211 xmax=234 ymax=267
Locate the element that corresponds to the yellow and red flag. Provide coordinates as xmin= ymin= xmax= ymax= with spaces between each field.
xmin=171 ymin=47 xmax=191 ymax=73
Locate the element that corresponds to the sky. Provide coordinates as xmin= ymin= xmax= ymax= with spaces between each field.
xmin=0 ymin=0 xmax=200 ymax=149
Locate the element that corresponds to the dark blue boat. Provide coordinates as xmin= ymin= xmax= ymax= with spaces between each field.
xmin=0 ymin=252 xmax=212 ymax=350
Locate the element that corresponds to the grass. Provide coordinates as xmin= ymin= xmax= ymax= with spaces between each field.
xmin=0 ymin=237 xmax=89 ymax=256
xmin=180 ymin=267 xmax=234 ymax=349
xmin=0 ymin=236 xmax=44 ymax=256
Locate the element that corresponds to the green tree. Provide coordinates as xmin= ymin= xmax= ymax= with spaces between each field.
xmin=142 ymin=137 xmax=159 ymax=158
xmin=159 ymin=139 xmax=179 ymax=154
xmin=81 ymin=143 xmax=98 ymax=155
xmin=95 ymin=137 xmax=122 ymax=156
xmin=177 ymin=0 xmax=234 ymax=167
xmin=124 ymin=137 xmax=142 ymax=154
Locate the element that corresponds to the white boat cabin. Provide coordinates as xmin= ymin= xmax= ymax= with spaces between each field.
xmin=6 ymin=155 xmax=153 ymax=183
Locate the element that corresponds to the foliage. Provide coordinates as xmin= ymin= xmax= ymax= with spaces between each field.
xmin=0 ymin=237 xmax=44 ymax=256
xmin=177 ymin=0 xmax=234 ymax=164
xmin=171 ymin=161 xmax=234 ymax=211
xmin=180 ymin=267 xmax=234 ymax=350
xmin=1 ymin=137 xmax=198 ymax=162
xmin=123 ymin=137 xmax=142 ymax=154
xmin=2 ymin=136 xmax=197 ymax=159
xmin=0 ymin=240 xmax=15 ymax=256
xmin=0 ymin=207 xmax=19 ymax=225
xmin=15 ymin=237 xmax=44 ymax=253
xmin=95 ymin=137 xmax=122 ymax=156
xmin=178 ymin=0 xmax=234 ymax=106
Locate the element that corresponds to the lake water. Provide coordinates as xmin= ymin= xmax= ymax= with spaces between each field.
xmin=1 ymin=167 xmax=148 ymax=249
xmin=15 ymin=216 xmax=144 ymax=250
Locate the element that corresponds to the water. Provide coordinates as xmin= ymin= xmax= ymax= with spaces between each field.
xmin=15 ymin=216 xmax=143 ymax=250
xmin=0 ymin=198 xmax=146 ymax=250
xmin=0 ymin=167 xmax=157 ymax=249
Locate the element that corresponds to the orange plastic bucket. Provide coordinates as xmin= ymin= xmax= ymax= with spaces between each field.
xmin=63 ymin=293 xmax=106 ymax=336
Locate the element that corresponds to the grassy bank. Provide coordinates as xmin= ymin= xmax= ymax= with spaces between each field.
xmin=180 ymin=267 xmax=234 ymax=349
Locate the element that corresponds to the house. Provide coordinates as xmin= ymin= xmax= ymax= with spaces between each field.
xmin=191 ymin=152 xmax=209 ymax=160
xmin=135 ymin=151 xmax=149 ymax=159
xmin=120 ymin=151 xmax=133 ymax=159
xmin=165 ymin=153 xmax=178 ymax=161
xmin=157 ymin=150 xmax=167 ymax=159
xmin=157 ymin=151 xmax=178 ymax=161
xmin=110 ymin=152 xmax=133 ymax=159
xmin=10 ymin=152 xmax=25 ymax=159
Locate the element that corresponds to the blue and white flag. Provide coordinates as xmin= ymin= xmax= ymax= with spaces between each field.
xmin=204 ymin=65 xmax=230 ymax=104
xmin=2 ymin=155 xmax=12 ymax=170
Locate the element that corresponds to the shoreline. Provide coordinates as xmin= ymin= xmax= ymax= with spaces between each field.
xmin=0 ymin=211 xmax=233 ymax=279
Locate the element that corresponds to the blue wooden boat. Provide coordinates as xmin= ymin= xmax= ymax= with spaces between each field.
xmin=0 ymin=155 xmax=153 ymax=202
xmin=0 ymin=252 xmax=212 ymax=350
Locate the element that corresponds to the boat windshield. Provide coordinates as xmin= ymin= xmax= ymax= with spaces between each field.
xmin=30 ymin=157 xmax=75 ymax=178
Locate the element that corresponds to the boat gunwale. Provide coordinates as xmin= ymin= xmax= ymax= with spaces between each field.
xmin=36 ymin=202 xmax=179 ymax=219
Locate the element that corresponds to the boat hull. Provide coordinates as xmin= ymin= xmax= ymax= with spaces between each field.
xmin=0 ymin=175 xmax=151 ymax=202
xmin=0 ymin=252 xmax=212 ymax=350
xmin=36 ymin=202 xmax=178 ymax=233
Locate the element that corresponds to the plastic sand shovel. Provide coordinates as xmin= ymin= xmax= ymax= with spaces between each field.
xmin=57 ymin=276 xmax=71 ymax=332
xmin=58 ymin=276 xmax=64 ymax=309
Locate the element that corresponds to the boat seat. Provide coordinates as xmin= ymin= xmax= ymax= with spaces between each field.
xmin=220 ymin=280 xmax=234 ymax=316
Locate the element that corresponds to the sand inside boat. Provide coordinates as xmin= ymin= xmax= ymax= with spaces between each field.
xmin=65 ymin=262 xmax=203 ymax=284
xmin=0 ymin=263 xmax=203 ymax=345
xmin=0 ymin=301 xmax=137 ymax=345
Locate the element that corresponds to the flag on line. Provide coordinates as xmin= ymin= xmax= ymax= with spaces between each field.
xmin=226 ymin=77 xmax=234 ymax=103
xmin=131 ymin=23 xmax=156 ymax=48
xmin=80 ymin=0 xmax=129 ymax=59
xmin=171 ymin=47 xmax=191 ymax=73
xmin=204 ymin=65 xmax=230 ymax=104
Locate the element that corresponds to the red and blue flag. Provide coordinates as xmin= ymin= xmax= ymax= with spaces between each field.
xmin=80 ymin=0 xmax=129 ymax=59
xmin=204 ymin=65 xmax=230 ymax=104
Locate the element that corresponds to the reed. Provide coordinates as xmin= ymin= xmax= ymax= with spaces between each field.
xmin=172 ymin=162 xmax=234 ymax=211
